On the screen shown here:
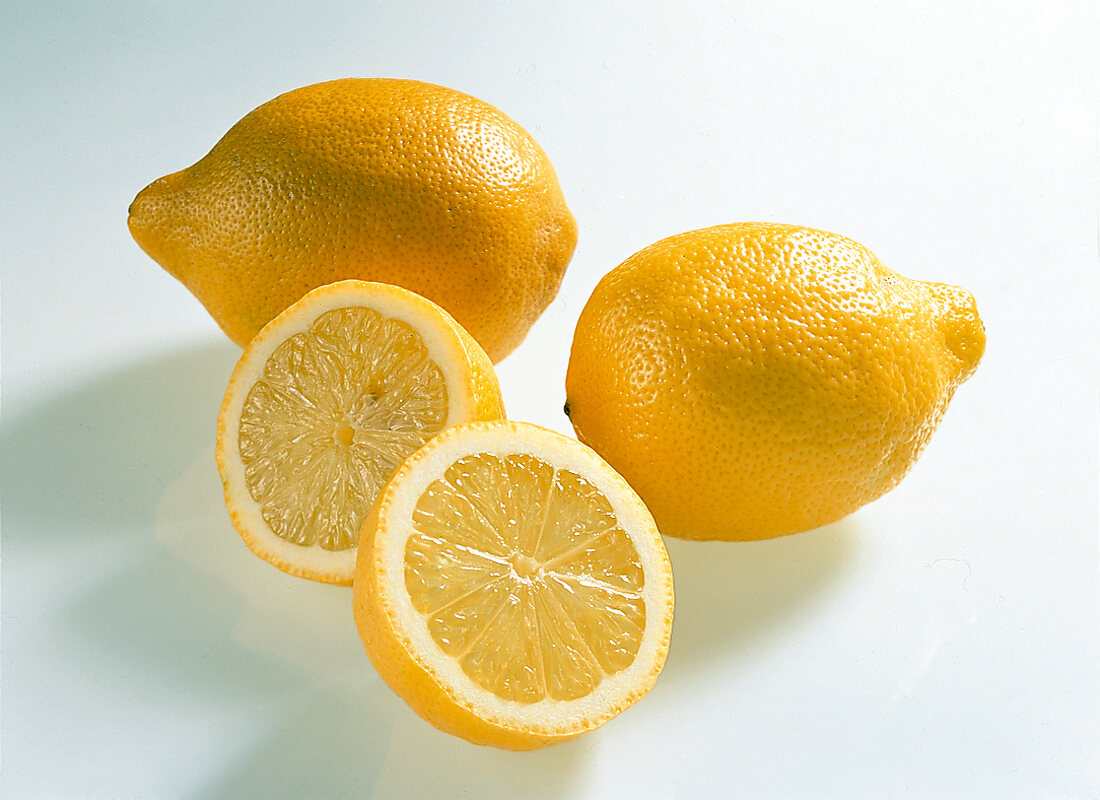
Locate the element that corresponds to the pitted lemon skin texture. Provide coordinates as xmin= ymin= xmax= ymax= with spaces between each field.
xmin=129 ymin=78 xmax=577 ymax=362
xmin=565 ymin=222 xmax=985 ymax=541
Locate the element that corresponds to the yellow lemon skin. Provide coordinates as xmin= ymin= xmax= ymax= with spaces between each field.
xmin=128 ymin=78 xmax=577 ymax=362
xmin=564 ymin=223 xmax=985 ymax=541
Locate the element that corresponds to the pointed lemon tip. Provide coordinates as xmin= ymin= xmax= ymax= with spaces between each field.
xmin=127 ymin=173 xmax=179 ymax=266
xmin=929 ymin=283 xmax=985 ymax=382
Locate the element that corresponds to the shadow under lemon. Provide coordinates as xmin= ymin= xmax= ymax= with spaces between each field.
xmin=0 ymin=340 xmax=239 ymax=539
xmin=5 ymin=339 xmax=846 ymax=796
xmin=7 ymin=342 xmax=585 ymax=798
xmin=660 ymin=518 xmax=857 ymax=687
xmin=8 ymin=342 xmax=414 ymax=797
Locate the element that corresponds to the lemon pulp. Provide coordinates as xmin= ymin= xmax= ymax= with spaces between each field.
xmin=238 ymin=306 xmax=448 ymax=551
xmin=404 ymin=453 xmax=646 ymax=703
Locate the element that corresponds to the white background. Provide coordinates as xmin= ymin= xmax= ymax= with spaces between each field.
xmin=2 ymin=2 xmax=1097 ymax=798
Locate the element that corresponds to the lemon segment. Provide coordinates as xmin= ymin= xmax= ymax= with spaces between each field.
xmin=404 ymin=453 xmax=646 ymax=703
xmin=217 ymin=280 xmax=504 ymax=585
xmin=239 ymin=307 xmax=448 ymax=552
xmin=354 ymin=421 xmax=674 ymax=750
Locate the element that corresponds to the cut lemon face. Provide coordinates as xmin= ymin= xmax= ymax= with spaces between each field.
xmin=216 ymin=281 xmax=504 ymax=584
xmin=353 ymin=421 xmax=674 ymax=749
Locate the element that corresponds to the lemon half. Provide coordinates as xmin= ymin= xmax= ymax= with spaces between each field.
xmin=216 ymin=280 xmax=504 ymax=584
xmin=353 ymin=421 xmax=674 ymax=749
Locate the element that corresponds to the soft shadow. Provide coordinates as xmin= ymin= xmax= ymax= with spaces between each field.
xmin=359 ymin=711 xmax=591 ymax=800
xmin=660 ymin=519 xmax=857 ymax=686
xmin=0 ymin=340 xmax=239 ymax=538
xmin=29 ymin=343 xmax=586 ymax=799
xmin=153 ymin=443 xmax=588 ymax=799
xmin=180 ymin=612 xmax=589 ymax=800
xmin=201 ymin=687 xmax=591 ymax=800
xmin=1 ymin=341 xmax=403 ymax=796
xmin=193 ymin=680 xmax=404 ymax=800
xmin=25 ymin=341 xmax=401 ymax=797
xmin=62 ymin=541 xmax=405 ymax=800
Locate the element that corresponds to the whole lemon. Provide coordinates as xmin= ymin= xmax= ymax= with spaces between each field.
xmin=564 ymin=223 xmax=985 ymax=541
xmin=128 ymin=78 xmax=577 ymax=362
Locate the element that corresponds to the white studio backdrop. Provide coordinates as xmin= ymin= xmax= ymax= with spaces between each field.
xmin=1 ymin=2 xmax=1097 ymax=798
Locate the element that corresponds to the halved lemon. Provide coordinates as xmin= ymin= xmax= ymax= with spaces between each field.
xmin=353 ymin=420 xmax=675 ymax=749
xmin=216 ymin=280 xmax=504 ymax=584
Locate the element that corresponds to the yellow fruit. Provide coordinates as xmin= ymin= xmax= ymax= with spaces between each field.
xmin=353 ymin=420 xmax=674 ymax=749
xmin=216 ymin=280 xmax=504 ymax=584
xmin=565 ymin=223 xmax=985 ymax=541
xmin=129 ymin=78 xmax=577 ymax=362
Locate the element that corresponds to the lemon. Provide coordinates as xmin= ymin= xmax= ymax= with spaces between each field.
xmin=353 ymin=421 xmax=674 ymax=749
xmin=565 ymin=223 xmax=985 ymax=541
xmin=216 ymin=280 xmax=504 ymax=584
xmin=128 ymin=78 xmax=577 ymax=362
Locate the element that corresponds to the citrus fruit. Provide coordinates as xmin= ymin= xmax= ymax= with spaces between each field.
xmin=565 ymin=222 xmax=985 ymax=541
xmin=216 ymin=280 xmax=504 ymax=584
xmin=128 ymin=77 xmax=577 ymax=362
xmin=353 ymin=420 xmax=674 ymax=749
